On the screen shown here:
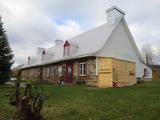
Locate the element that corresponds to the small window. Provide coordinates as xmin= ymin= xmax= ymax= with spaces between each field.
xmin=58 ymin=66 xmax=63 ymax=76
xmin=51 ymin=66 xmax=55 ymax=78
xmin=34 ymin=69 xmax=38 ymax=77
xmin=64 ymin=46 xmax=70 ymax=57
xmin=52 ymin=66 xmax=57 ymax=78
xmin=79 ymin=62 xmax=87 ymax=76
xmin=46 ymin=67 xmax=50 ymax=77
xmin=144 ymin=69 xmax=148 ymax=77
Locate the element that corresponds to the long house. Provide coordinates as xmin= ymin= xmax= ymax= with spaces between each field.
xmin=20 ymin=6 xmax=152 ymax=87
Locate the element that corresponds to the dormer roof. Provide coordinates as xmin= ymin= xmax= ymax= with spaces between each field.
xmin=64 ymin=41 xmax=70 ymax=47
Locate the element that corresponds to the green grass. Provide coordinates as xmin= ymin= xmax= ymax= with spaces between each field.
xmin=1 ymin=81 xmax=160 ymax=120
xmin=0 ymin=85 xmax=14 ymax=120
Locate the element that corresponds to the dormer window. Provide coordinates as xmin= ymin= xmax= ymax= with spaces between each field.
xmin=63 ymin=41 xmax=70 ymax=57
xmin=143 ymin=69 xmax=148 ymax=77
xmin=42 ymin=50 xmax=46 ymax=62
xmin=28 ymin=56 xmax=30 ymax=65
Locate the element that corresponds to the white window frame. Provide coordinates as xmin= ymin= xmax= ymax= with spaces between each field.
xmin=79 ymin=62 xmax=87 ymax=76
xmin=58 ymin=66 xmax=63 ymax=76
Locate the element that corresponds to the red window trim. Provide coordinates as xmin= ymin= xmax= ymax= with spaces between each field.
xmin=64 ymin=41 xmax=70 ymax=47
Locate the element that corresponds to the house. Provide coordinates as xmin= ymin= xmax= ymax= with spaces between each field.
xmin=20 ymin=6 xmax=152 ymax=87
xmin=151 ymin=65 xmax=160 ymax=80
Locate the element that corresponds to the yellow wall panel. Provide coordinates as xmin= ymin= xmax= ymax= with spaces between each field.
xmin=97 ymin=57 xmax=136 ymax=88
xmin=97 ymin=57 xmax=113 ymax=87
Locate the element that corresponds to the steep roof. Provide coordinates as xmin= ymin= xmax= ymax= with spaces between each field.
xmin=21 ymin=16 xmax=123 ymax=69
xmin=68 ymin=17 xmax=123 ymax=56
xmin=21 ymin=6 xmax=144 ymax=69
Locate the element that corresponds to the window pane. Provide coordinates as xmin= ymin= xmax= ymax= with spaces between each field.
xmin=58 ymin=66 xmax=62 ymax=76
xmin=67 ymin=46 xmax=70 ymax=56
xmin=81 ymin=64 xmax=83 ymax=75
xmin=64 ymin=46 xmax=70 ymax=56
xmin=81 ymin=67 xmax=83 ymax=75
xmin=46 ymin=67 xmax=50 ymax=77
xmin=83 ymin=63 xmax=86 ymax=75
xmin=144 ymin=69 xmax=148 ymax=77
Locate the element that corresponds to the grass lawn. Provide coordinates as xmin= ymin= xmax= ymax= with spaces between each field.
xmin=0 ymin=81 xmax=160 ymax=120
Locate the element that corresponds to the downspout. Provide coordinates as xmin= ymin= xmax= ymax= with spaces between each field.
xmin=96 ymin=57 xmax=99 ymax=76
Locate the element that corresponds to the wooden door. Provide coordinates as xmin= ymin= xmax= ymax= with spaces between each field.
xmin=66 ymin=63 xmax=73 ymax=83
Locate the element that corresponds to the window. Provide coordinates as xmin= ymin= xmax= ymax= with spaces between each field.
xmin=52 ymin=66 xmax=57 ymax=78
xmin=63 ymin=41 xmax=70 ymax=57
xmin=51 ymin=66 xmax=54 ymax=78
xmin=34 ymin=69 xmax=38 ymax=77
xmin=144 ymin=69 xmax=148 ymax=77
xmin=46 ymin=67 xmax=50 ymax=77
xmin=64 ymin=46 xmax=70 ymax=57
xmin=58 ymin=66 xmax=63 ymax=76
xmin=41 ymin=50 xmax=46 ymax=62
xmin=79 ymin=62 xmax=87 ymax=76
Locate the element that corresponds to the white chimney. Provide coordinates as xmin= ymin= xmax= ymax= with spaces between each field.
xmin=55 ymin=39 xmax=63 ymax=46
xmin=106 ymin=6 xmax=125 ymax=24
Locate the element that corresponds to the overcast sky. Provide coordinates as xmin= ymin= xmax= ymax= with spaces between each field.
xmin=0 ymin=0 xmax=160 ymax=67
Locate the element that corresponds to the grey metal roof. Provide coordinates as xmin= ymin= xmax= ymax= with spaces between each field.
xmin=21 ymin=16 xmax=123 ymax=69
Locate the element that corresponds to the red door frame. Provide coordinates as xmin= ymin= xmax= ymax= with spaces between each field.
xmin=66 ymin=63 xmax=73 ymax=83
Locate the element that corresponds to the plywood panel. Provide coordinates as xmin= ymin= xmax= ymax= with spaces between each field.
xmin=112 ymin=58 xmax=136 ymax=86
xmin=152 ymin=67 xmax=160 ymax=80
xmin=97 ymin=57 xmax=136 ymax=88
xmin=97 ymin=57 xmax=113 ymax=87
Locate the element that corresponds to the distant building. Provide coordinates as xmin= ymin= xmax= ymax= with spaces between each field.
xmin=152 ymin=65 xmax=160 ymax=80
xmin=20 ymin=6 xmax=152 ymax=87
xmin=12 ymin=64 xmax=24 ymax=77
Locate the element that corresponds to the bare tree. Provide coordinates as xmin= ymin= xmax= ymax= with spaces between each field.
xmin=152 ymin=45 xmax=160 ymax=65
xmin=141 ymin=44 xmax=155 ymax=65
